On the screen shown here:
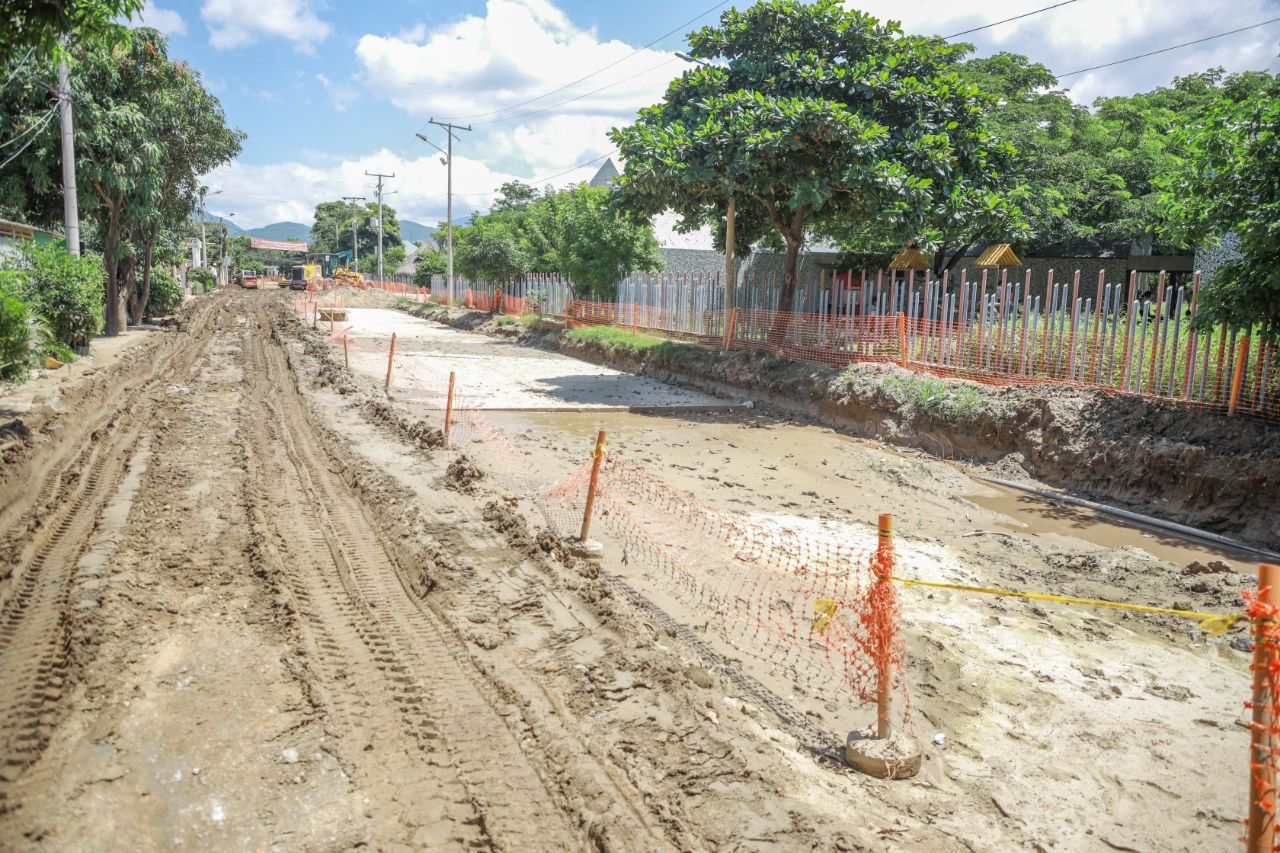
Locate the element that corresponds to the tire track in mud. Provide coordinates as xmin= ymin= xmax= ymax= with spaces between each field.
xmin=0 ymin=297 xmax=231 ymax=814
xmin=241 ymin=303 xmax=590 ymax=850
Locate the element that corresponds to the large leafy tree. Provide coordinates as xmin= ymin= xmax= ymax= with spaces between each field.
xmin=447 ymin=183 xmax=661 ymax=298
xmin=1159 ymin=72 xmax=1280 ymax=336
xmin=0 ymin=0 xmax=142 ymax=65
xmin=610 ymin=0 xmax=1017 ymax=308
xmin=129 ymin=51 xmax=243 ymax=321
xmin=310 ymin=199 xmax=403 ymax=262
xmin=0 ymin=27 xmax=241 ymax=333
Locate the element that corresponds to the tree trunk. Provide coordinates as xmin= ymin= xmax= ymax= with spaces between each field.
xmin=102 ymin=218 xmax=122 ymax=336
xmin=137 ymin=223 xmax=157 ymax=321
xmin=768 ymin=237 xmax=804 ymax=342
xmin=121 ymin=254 xmax=137 ymax=326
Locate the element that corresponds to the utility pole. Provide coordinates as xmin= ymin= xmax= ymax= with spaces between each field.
xmin=425 ymin=119 xmax=471 ymax=305
xmin=365 ymin=171 xmax=393 ymax=282
xmin=342 ymin=195 xmax=365 ymax=271
xmin=56 ymin=41 xmax=80 ymax=256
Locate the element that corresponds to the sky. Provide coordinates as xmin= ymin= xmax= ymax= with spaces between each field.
xmin=131 ymin=0 xmax=1280 ymax=229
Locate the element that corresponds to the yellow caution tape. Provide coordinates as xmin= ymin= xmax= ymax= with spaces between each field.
xmin=591 ymin=443 xmax=608 ymax=460
xmin=812 ymin=598 xmax=838 ymax=633
xmin=893 ymin=577 xmax=1242 ymax=637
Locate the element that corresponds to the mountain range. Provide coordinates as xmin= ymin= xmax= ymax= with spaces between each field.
xmin=211 ymin=219 xmax=437 ymax=244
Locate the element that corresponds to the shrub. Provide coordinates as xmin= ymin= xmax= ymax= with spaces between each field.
xmin=0 ymin=290 xmax=31 ymax=380
xmin=188 ymin=267 xmax=215 ymax=293
xmin=4 ymin=243 xmax=104 ymax=347
xmin=146 ymin=269 xmax=184 ymax=316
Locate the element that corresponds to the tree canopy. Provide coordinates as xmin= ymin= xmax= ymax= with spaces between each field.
xmin=309 ymin=199 xmax=403 ymax=273
xmin=611 ymin=0 xmax=1019 ymax=305
xmin=449 ymin=183 xmax=661 ymax=298
xmin=1159 ymin=72 xmax=1280 ymax=337
xmin=0 ymin=26 xmax=242 ymax=331
xmin=0 ymin=0 xmax=142 ymax=65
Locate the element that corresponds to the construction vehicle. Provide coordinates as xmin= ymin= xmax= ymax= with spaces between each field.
xmin=240 ymin=269 xmax=258 ymax=289
xmin=333 ymin=268 xmax=364 ymax=286
xmin=289 ymin=263 xmax=322 ymax=291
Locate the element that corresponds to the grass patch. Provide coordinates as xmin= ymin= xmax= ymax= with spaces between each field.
xmin=881 ymin=372 xmax=985 ymax=419
xmin=566 ymin=324 xmax=669 ymax=353
xmin=496 ymin=315 xmax=518 ymax=327
xmin=520 ymin=312 xmax=541 ymax=326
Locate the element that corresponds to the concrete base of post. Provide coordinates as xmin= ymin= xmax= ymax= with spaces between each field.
xmin=567 ymin=537 xmax=603 ymax=558
xmin=845 ymin=728 xmax=922 ymax=779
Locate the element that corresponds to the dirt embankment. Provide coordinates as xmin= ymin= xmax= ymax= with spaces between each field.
xmin=393 ymin=299 xmax=1280 ymax=549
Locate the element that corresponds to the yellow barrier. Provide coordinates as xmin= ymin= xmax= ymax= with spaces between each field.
xmin=893 ymin=576 xmax=1241 ymax=636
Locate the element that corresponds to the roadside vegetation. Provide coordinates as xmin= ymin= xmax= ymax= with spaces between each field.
xmin=0 ymin=20 xmax=242 ymax=335
xmin=0 ymin=243 xmax=103 ymax=379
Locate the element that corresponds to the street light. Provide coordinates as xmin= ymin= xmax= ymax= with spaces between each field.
xmin=677 ymin=51 xmax=734 ymax=347
xmin=417 ymin=119 xmax=471 ymax=306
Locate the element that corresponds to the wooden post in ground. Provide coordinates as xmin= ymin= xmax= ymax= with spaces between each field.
xmin=1230 ymin=336 xmax=1251 ymax=415
xmin=578 ymin=430 xmax=607 ymax=542
xmin=1248 ymin=563 xmax=1280 ymax=852
xmin=897 ymin=312 xmax=908 ymax=368
xmin=384 ymin=332 xmax=396 ymax=391
xmin=724 ymin=307 xmax=739 ymax=351
xmin=444 ymin=371 xmax=456 ymax=442
xmin=876 ymin=512 xmax=895 ymax=739
xmin=343 ymin=335 xmax=349 ymax=369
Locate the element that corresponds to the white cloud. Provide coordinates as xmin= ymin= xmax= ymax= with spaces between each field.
xmin=355 ymin=0 xmax=682 ymax=177
xmin=203 ymin=148 xmax=534 ymax=229
xmin=850 ymin=0 xmax=1280 ymax=104
xmin=202 ymin=0 xmax=331 ymax=52
xmin=138 ymin=1 xmax=187 ymax=37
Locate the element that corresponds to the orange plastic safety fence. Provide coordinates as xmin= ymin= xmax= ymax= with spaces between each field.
xmin=1244 ymin=585 xmax=1280 ymax=849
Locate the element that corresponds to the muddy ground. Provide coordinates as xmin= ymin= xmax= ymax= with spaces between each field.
xmin=0 ymin=288 xmax=1263 ymax=851
xmin=400 ymin=299 xmax=1280 ymax=550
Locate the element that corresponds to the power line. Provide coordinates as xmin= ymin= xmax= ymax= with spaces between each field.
xmin=944 ymin=0 xmax=1082 ymax=39
xmin=433 ymin=0 xmax=732 ymax=123
xmin=0 ymin=103 xmax=57 ymax=150
xmin=472 ymin=57 xmax=680 ymax=127
xmin=0 ymin=107 xmax=58 ymax=171
xmin=1057 ymin=16 xmax=1280 ymax=78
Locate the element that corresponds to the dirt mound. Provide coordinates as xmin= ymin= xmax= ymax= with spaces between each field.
xmin=443 ymin=454 xmax=484 ymax=492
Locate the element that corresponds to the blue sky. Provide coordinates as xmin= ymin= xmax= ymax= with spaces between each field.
xmin=133 ymin=0 xmax=1280 ymax=229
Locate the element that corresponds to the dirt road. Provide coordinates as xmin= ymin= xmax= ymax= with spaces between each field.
xmin=0 ymin=289 xmax=1256 ymax=851
xmin=0 ymin=291 xmax=906 ymax=850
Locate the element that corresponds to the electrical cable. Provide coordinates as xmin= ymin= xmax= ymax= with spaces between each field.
xmin=944 ymin=0 xmax=1082 ymax=38
xmin=435 ymin=0 xmax=733 ymax=122
xmin=0 ymin=107 xmax=57 ymax=171
xmin=0 ymin=103 xmax=57 ymax=150
xmin=1057 ymin=16 xmax=1280 ymax=78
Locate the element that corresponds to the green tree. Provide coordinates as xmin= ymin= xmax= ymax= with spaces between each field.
xmin=552 ymin=185 xmax=662 ymax=297
xmin=453 ymin=220 xmax=528 ymax=291
xmin=311 ymin=199 xmax=403 ymax=265
xmin=1159 ymin=73 xmax=1280 ymax=336
xmin=0 ymin=27 xmax=241 ymax=334
xmin=611 ymin=0 xmax=1016 ymax=309
xmin=413 ymin=247 xmax=447 ymax=286
xmin=0 ymin=0 xmax=142 ymax=64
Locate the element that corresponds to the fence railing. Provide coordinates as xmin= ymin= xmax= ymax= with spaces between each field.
xmin=328 ymin=268 xmax=1279 ymax=422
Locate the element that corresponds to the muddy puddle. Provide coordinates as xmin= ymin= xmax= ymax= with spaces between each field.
xmin=485 ymin=407 xmax=1252 ymax=571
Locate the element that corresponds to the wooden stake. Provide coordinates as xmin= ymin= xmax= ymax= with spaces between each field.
xmin=1230 ymin=335 xmax=1250 ymax=415
xmin=578 ymin=430 xmax=607 ymax=542
xmin=724 ymin=307 xmax=739 ymax=351
xmin=384 ymin=332 xmax=396 ymax=391
xmin=444 ymin=371 xmax=456 ymax=441
xmin=876 ymin=513 xmax=894 ymax=739
xmin=1249 ymin=563 xmax=1280 ymax=852
xmin=897 ymin=312 xmax=908 ymax=368
xmin=343 ymin=334 xmax=349 ymax=369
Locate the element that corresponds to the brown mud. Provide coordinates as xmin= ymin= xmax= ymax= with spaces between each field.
xmin=399 ymin=299 xmax=1279 ymax=550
